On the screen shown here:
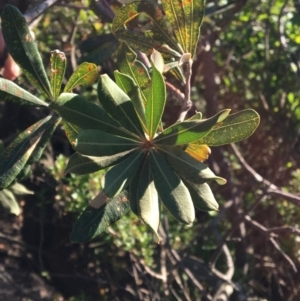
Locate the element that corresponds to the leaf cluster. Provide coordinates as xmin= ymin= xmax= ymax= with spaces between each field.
xmin=0 ymin=4 xmax=260 ymax=242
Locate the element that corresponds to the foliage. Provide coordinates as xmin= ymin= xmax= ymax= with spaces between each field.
xmin=0 ymin=3 xmax=259 ymax=243
xmin=1 ymin=0 xmax=300 ymax=300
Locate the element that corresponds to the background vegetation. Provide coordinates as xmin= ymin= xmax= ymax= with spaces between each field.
xmin=0 ymin=0 xmax=300 ymax=300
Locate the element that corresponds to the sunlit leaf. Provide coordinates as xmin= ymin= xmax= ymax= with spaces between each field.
xmin=115 ymin=30 xmax=182 ymax=57
xmin=62 ymin=121 xmax=81 ymax=147
xmin=50 ymin=93 xmax=134 ymax=138
xmin=0 ymin=78 xmax=48 ymax=107
xmin=195 ymin=109 xmax=260 ymax=146
xmin=27 ymin=114 xmax=61 ymax=164
xmin=0 ymin=116 xmax=52 ymax=190
xmin=184 ymin=181 xmax=219 ymax=211
xmin=137 ymin=157 xmax=160 ymax=240
xmin=114 ymin=71 xmax=147 ymax=132
xmin=162 ymin=0 xmax=205 ymax=57
xmin=9 ymin=182 xmax=33 ymax=195
xmin=101 ymin=150 xmax=145 ymax=197
xmin=75 ymin=129 xmax=140 ymax=157
xmin=117 ymin=43 xmax=151 ymax=105
xmin=0 ymin=189 xmax=20 ymax=215
xmin=145 ymin=57 xmax=166 ymax=138
xmin=1 ymin=5 xmax=53 ymax=99
xmin=160 ymin=146 xmax=226 ymax=185
xmin=50 ymin=50 xmax=66 ymax=100
xmin=70 ymin=191 xmax=130 ymax=243
xmin=112 ymin=0 xmax=181 ymax=54
xmin=150 ymin=149 xmax=195 ymax=224
xmin=154 ymin=109 xmax=230 ymax=145
xmin=64 ymin=62 xmax=98 ymax=92
xmin=66 ymin=150 xmax=133 ymax=175
xmin=98 ymin=74 xmax=144 ymax=137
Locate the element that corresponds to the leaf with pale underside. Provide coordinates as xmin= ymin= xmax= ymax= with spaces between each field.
xmin=50 ymin=93 xmax=134 ymax=138
xmin=150 ymin=150 xmax=195 ymax=224
xmin=50 ymin=50 xmax=66 ymax=100
xmin=0 ymin=78 xmax=48 ymax=107
xmin=0 ymin=189 xmax=20 ymax=215
xmin=66 ymin=150 xmax=134 ymax=175
xmin=154 ymin=109 xmax=230 ymax=145
xmin=160 ymin=146 xmax=226 ymax=185
xmin=101 ymin=151 xmax=145 ymax=197
xmin=114 ymin=71 xmax=147 ymax=132
xmin=75 ymin=129 xmax=139 ymax=157
xmin=137 ymin=157 xmax=160 ymax=240
xmin=145 ymin=58 xmax=166 ymax=138
xmin=194 ymin=109 xmax=260 ymax=146
xmin=64 ymin=62 xmax=98 ymax=92
xmin=98 ymin=74 xmax=144 ymax=137
xmin=162 ymin=0 xmax=206 ymax=57
xmin=0 ymin=115 xmax=53 ymax=190
xmin=184 ymin=181 xmax=219 ymax=211
xmin=1 ymin=5 xmax=53 ymax=99
xmin=70 ymin=191 xmax=130 ymax=243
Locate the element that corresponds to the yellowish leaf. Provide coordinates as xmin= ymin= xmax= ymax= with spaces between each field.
xmin=185 ymin=144 xmax=211 ymax=162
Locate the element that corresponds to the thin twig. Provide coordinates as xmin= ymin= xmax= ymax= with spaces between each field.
xmin=178 ymin=59 xmax=193 ymax=121
xmin=245 ymin=215 xmax=297 ymax=272
xmin=231 ymin=143 xmax=300 ymax=205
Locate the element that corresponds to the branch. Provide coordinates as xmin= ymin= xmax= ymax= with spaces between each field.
xmin=25 ymin=0 xmax=59 ymax=24
xmin=231 ymin=143 xmax=300 ymax=206
xmin=245 ymin=215 xmax=298 ymax=272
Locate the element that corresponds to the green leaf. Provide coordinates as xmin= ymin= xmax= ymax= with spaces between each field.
xmin=0 ymin=116 xmax=52 ymax=190
xmin=112 ymin=0 xmax=181 ymax=54
xmin=61 ymin=121 xmax=81 ymax=147
xmin=27 ymin=114 xmax=61 ymax=164
xmin=137 ymin=157 xmax=160 ymax=239
xmin=70 ymin=191 xmax=130 ymax=243
xmin=80 ymin=34 xmax=119 ymax=65
xmin=1 ymin=5 xmax=53 ymax=99
xmin=75 ymin=129 xmax=140 ymax=157
xmin=0 ymin=78 xmax=48 ymax=107
xmin=162 ymin=0 xmax=206 ymax=57
xmin=184 ymin=181 xmax=219 ymax=211
xmin=50 ymin=50 xmax=66 ymax=100
xmin=154 ymin=109 xmax=230 ymax=145
xmin=150 ymin=149 xmax=195 ymax=224
xmin=64 ymin=62 xmax=98 ymax=92
xmin=66 ymin=150 xmax=133 ymax=175
xmin=98 ymin=74 xmax=144 ymax=137
xmin=0 ymin=189 xmax=20 ymax=215
xmin=187 ymin=112 xmax=202 ymax=120
xmin=129 ymin=172 xmax=140 ymax=216
xmin=195 ymin=109 xmax=261 ymax=146
xmin=160 ymin=146 xmax=226 ymax=185
xmin=50 ymin=93 xmax=134 ymax=138
xmin=117 ymin=43 xmax=151 ymax=105
xmin=15 ymin=165 xmax=31 ymax=182
xmin=114 ymin=71 xmax=147 ymax=132
xmin=101 ymin=150 xmax=145 ymax=197
xmin=145 ymin=57 xmax=166 ymax=138
xmin=115 ymin=30 xmax=181 ymax=57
